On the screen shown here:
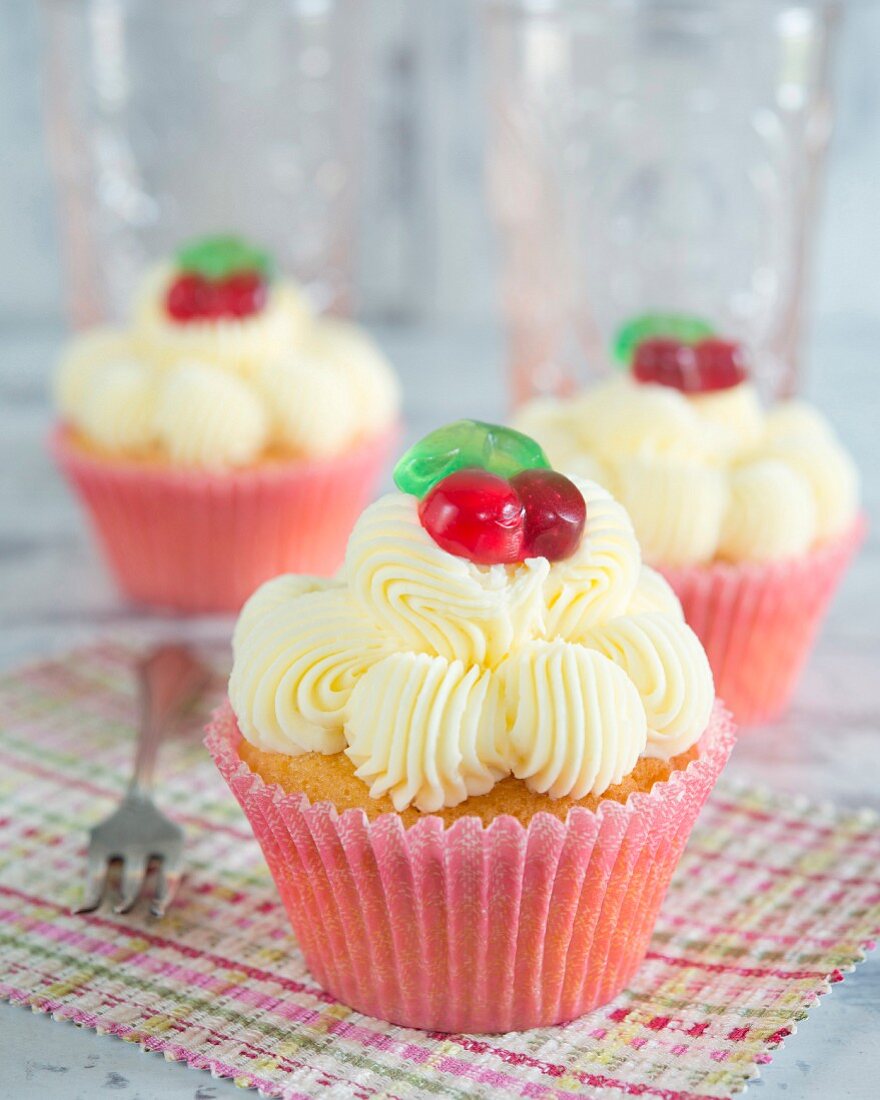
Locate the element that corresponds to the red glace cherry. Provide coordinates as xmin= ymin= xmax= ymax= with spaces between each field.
xmin=418 ymin=467 xmax=587 ymax=565
xmin=214 ymin=271 xmax=268 ymax=318
xmin=165 ymin=271 xmax=268 ymax=322
xmin=692 ymin=338 xmax=748 ymax=392
xmin=633 ymin=336 xmax=748 ymax=394
xmin=166 ymin=273 xmax=212 ymax=321
xmin=632 ymin=337 xmax=700 ymax=392
xmin=511 ymin=469 xmax=586 ymax=561
xmin=419 ymin=469 xmax=525 ymax=565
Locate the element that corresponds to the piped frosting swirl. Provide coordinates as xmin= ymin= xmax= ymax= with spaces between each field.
xmin=230 ymin=474 xmax=715 ymax=813
xmin=514 ymin=377 xmax=859 ymax=565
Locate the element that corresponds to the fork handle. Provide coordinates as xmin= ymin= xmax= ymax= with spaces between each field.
xmin=129 ymin=645 xmax=208 ymax=796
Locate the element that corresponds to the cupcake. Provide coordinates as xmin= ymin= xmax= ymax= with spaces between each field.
xmin=51 ymin=235 xmax=400 ymax=613
xmin=513 ymin=328 xmax=864 ymax=725
xmin=206 ymin=419 xmax=735 ymax=1032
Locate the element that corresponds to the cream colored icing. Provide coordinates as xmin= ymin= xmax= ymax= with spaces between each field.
xmin=258 ymin=355 xmax=360 ymax=458
xmin=346 ymin=653 xmax=508 ymax=812
xmin=230 ymin=584 xmax=395 ymax=756
xmin=498 ymin=640 xmax=647 ymax=800
xmin=508 ymin=397 xmax=589 ymax=470
xmin=54 ymin=267 xmax=400 ymax=468
xmin=572 ymin=380 xmax=712 ymax=463
xmin=229 ymin=478 xmax=715 ymax=811
xmin=582 ymin=613 xmax=713 ymax=758
xmin=77 ymin=360 xmax=159 ymax=456
xmin=718 ymin=460 xmax=817 ymax=562
xmin=613 ymin=459 xmax=727 ymax=567
xmin=763 ymin=400 xmax=833 ymax=444
xmin=689 ymin=383 xmax=764 ymax=454
xmin=542 ymin=479 xmax=641 ymax=640
xmin=233 ymin=573 xmax=333 ymax=649
xmin=513 ymin=376 xmax=859 ymax=565
xmin=154 ymin=362 xmax=270 ymax=469
xmin=627 ymin=565 xmax=685 ymax=620
xmin=133 ymin=264 xmax=308 ymax=377
xmin=302 ymin=318 xmax=402 ymax=436
xmin=756 ymin=435 xmax=859 ymax=542
xmin=54 ymin=329 xmax=145 ymax=423
xmin=345 ymin=492 xmax=550 ymax=669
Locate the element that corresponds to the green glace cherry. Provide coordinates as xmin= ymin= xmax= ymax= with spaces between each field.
xmin=393 ymin=419 xmax=550 ymax=499
xmin=612 ymin=312 xmax=715 ymax=367
xmin=176 ymin=235 xmax=273 ymax=283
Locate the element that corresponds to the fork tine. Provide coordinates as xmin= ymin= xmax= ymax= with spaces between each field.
xmin=73 ymin=852 xmax=110 ymax=914
xmin=113 ymin=856 xmax=148 ymax=914
xmin=150 ymin=859 xmax=183 ymax=918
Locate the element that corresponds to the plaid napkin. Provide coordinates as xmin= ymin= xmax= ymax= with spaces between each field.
xmin=1 ymin=641 xmax=878 ymax=1099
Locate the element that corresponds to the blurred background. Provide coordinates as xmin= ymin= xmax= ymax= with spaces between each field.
xmin=1 ymin=0 xmax=878 ymax=661
xmin=3 ymin=0 xmax=879 ymax=334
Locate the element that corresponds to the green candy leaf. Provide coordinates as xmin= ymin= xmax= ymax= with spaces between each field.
xmin=176 ymin=235 xmax=273 ymax=282
xmin=613 ymin=312 xmax=715 ymax=366
xmin=394 ymin=419 xmax=550 ymax=499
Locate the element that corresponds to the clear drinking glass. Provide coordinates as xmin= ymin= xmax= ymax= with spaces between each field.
xmin=40 ymin=0 xmax=365 ymax=328
xmin=485 ymin=0 xmax=841 ymax=404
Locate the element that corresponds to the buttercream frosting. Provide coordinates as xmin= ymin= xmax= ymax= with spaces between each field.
xmin=154 ymin=361 xmax=270 ymax=469
xmin=77 ymin=359 xmax=159 ymax=456
xmin=302 ymin=318 xmax=402 ymax=434
xmin=229 ymin=475 xmax=715 ymax=812
xmin=54 ymin=266 xmax=400 ymax=470
xmin=717 ymin=460 xmax=817 ymax=562
xmin=54 ymin=329 xmax=145 ymax=423
xmin=627 ymin=565 xmax=684 ymax=620
xmin=582 ymin=612 xmax=714 ymax=758
xmin=133 ymin=263 xmax=308 ymax=377
xmin=541 ymin=482 xmax=641 ymax=639
xmin=230 ymin=582 xmax=395 ymax=756
xmin=345 ymin=492 xmax=550 ymax=668
xmin=498 ymin=640 xmax=646 ymax=800
xmin=258 ymin=355 xmax=360 ymax=458
xmin=513 ymin=376 xmax=859 ymax=565
xmin=346 ymin=653 xmax=508 ymax=812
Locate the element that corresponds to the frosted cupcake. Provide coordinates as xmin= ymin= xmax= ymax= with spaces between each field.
xmin=51 ymin=235 xmax=400 ymax=612
xmin=206 ymin=420 xmax=735 ymax=1032
xmin=514 ymin=331 xmax=863 ymax=724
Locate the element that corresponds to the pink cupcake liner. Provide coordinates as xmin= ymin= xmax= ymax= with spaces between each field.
xmin=659 ymin=516 xmax=866 ymax=728
xmin=50 ymin=425 xmax=396 ymax=614
xmin=206 ymin=700 xmax=736 ymax=1033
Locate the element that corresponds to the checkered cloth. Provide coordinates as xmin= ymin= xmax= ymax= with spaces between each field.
xmin=1 ymin=641 xmax=878 ymax=1099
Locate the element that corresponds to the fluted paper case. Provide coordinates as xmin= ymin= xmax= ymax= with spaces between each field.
xmin=51 ymin=425 xmax=395 ymax=613
xmin=206 ymin=700 xmax=735 ymax=1033
xmin=660 ymin=517 xmax=865 ymax=727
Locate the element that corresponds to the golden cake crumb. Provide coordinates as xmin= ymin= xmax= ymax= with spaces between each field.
xmin=238 ymin=739 xmax=700 ymax=828
xmin=65 ymin=427 xmax=308 ymax=469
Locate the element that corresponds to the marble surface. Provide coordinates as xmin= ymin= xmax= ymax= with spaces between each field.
xmin=0 ymin=320 xmax=878 ymax=1098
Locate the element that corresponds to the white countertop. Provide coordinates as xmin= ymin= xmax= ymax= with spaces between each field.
xmin=0 ymin=320 xmax=877 ymax=1099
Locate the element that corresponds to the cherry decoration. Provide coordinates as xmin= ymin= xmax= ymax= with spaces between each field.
xmin=419 ymin=469 xmax=526 ymax=565
xmin=176 ymin=235 xmax=272 ymax=282
xmin=633 ymin=338 xmax=697 ymax=391
xmin=164 ymin=235 xmax=272 ymax=324
xmin=512 ymin=469 xmax=586 ymax=561
xmin=401 ymin=420 xmax=588 ymax=566
xmin=166 ymin=273 xmax=212 ymax=321
xmin=632 ymin=336 xmax=748 ymax=394
xmin=394 ymin=419 xmax=549 ymax=499
xmin=692 ymin=338 xmax=749 ymax=392
xmin=214 ymin=271 xmax=268 ymax=318
xmin=613 ymin=312 xmax=715 ymax=367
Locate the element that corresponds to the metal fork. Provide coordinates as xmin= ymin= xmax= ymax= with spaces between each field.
xmin=74 ymin=644 xmax=209 ymax=918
